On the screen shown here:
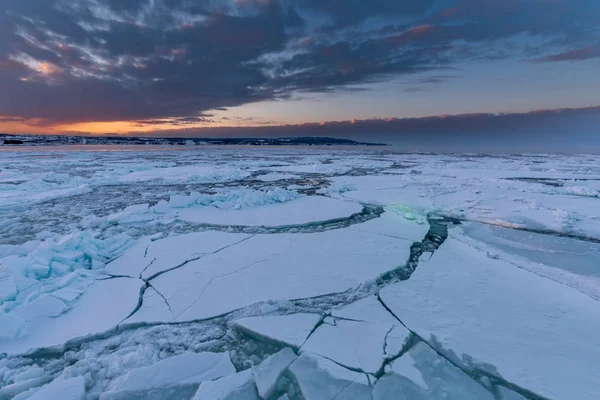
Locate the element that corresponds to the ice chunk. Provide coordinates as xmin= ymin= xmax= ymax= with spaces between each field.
xmin=176 ymin=196 xmax=362 ymax=227
xmin=288 ymin=353 xmax=371 ymax=400
xmin=234 ymin=313 xmax=321 ymax=348
xmin=0 ymin=273 xmax=17 ymax=303
xmin=169 ymin=188 xmax=301 ymax=210
xmin=255 ymin=173 xmax=299 ymax=182
xmin=0 ymin=277 xmax=144 ymax=355
xmin=374 ymin=342 xmax=494 ymax=400
xmin=0 ymin=372 xmax=52 ymax=399
xmin=265 ymin=163 xmax=352 ymax=174
xmin=302 ymin=318 xmax=409 ymax=374
xmin=193 ymin=369 xmax=258 ymax=400
xmin=28 ymin=376 xmax=85 ymax=400
xmin=389 ymin=353 xmax=428 ymax=390
xmin=253 ymin=347 xmax=297 ymax=399
xmin=461 ymin=221 xmax=600 ymax=278
xmin=101 ymin=352 xmax=235 ymax=400
xmin=120 ymin=166 xmax=250 ymax=183
xmin=379 ymin=236 xmax=600 ymax=400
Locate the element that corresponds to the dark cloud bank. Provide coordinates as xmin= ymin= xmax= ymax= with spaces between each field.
xmin=126 ymin=106 xmax=600 ymax=153
xmin=0 ymin=0 xmax=599 ymax=152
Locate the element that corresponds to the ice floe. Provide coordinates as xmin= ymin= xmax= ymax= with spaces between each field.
xmin=379 ymin=232 xmax=600 ymax=400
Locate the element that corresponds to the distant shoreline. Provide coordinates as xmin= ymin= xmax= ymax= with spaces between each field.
xmin=0 ymin=134 xmax=388 ymax=147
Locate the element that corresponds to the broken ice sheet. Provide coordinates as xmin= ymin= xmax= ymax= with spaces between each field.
xmin=2 ymin=150 xmax=600 ymax=400
xmin=139 ymin=216 xmax=417 ymax=324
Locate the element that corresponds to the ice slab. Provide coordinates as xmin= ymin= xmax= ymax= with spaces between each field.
xmin=375 ymin=342 xmax=494 ymax=400
xmin=379 ymin=235 xmax=600 ymax=400
xmin=461 ymin=221 xmax=600 ymax=278
xmin=289 ymin=353 xmax=371 ymax=400
xmin=100 ymin=352 xmax=235 ymax=400
xmin=234 ymin=313 xmax=321 ymax=349
xmin=120 ymin=166 xmax=250 ymax=183
xmin=255 ymin=172 xmax=300 ymax=182
xmin=28 ymin=376 xmax=85 ymax=400
xmin=253 ymin=347 xmax=297 ymax=399
xmin=302 ymin=317 xmax=410 ymax=374
xmin=265 ymin=163 xmax=352 ymax=175
xmin=0 ymin=277 xmax=144 ymax=355
xmin=193 ymin=369 xmax=258 ymax=400
xmin=105 ymin=232 xmax=250 ymax=279
xmin=147 ymin=215 xmax=419 ymax=323
xmin=176 ymin=196 xmax=362 ymax=227
xmin=0 ymin=372 xmax=52 ymax=399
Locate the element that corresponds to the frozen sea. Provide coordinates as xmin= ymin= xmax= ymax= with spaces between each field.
xmin=0 ymin=145 xmax=599 ymax=400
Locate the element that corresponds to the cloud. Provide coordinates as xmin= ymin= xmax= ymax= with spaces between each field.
xmin=0 ymin=116 xmax=27 ymax=123
xmin=531 ymin=43 xmax=600 ymax=62
xmin=0 ymin=0 xmax=598 ymax=125
xmin=125 ymin=105 xmax=600 ymax=153
xmin=134 ymin=116 xmax=215 ymax=126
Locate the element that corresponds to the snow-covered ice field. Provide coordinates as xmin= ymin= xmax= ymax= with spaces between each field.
xmin=1 ymin=146 xmax=599 ymax=399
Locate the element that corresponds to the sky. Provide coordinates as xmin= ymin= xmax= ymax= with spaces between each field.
xmin=0 ymin=0 xmax=599 ymax=149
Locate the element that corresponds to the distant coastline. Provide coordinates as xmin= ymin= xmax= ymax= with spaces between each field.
xmin=0 ymin=134 xmax=387 ymax=147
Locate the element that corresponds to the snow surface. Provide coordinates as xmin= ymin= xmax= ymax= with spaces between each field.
xmin=1 ymin=148 xmax=599 ymax=399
